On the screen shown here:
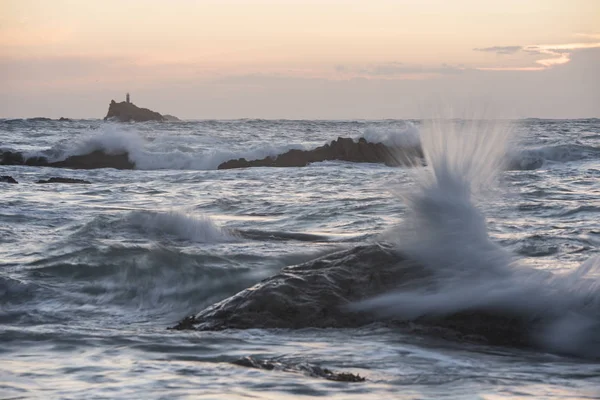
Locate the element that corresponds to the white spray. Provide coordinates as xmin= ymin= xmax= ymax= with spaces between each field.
xmin=353 ymin=117 xmax=600 ymax=358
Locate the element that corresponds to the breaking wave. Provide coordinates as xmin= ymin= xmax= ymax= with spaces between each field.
xmin=124 ymin=211 xmax=234 ymax=243
xmin=30 ymin=124 xmax=307 ymax=170
xmin=361 ymin=121 xmax=421 ymax=148
xmin=72 ymin=210 xmax=234 ymax=244
xmin=16 ymin=122 xmax=599 ymax=171
xmin=508 ymin=144 xmax=600 ymax=170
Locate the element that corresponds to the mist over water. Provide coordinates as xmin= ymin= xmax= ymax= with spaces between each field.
xmin=1 ymin=118 xmax=599 ymax=398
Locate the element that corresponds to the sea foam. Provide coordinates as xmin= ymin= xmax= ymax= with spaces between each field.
xmin=361 ymin=121 xmax=421 ymax=148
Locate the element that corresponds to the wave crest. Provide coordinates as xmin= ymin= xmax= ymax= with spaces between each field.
xmin=125 ymin=211 xmax=234 ymax=243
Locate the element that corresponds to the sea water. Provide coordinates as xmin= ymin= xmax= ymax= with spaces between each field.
xmin=1 ymin=118 xmax=599 ymax=399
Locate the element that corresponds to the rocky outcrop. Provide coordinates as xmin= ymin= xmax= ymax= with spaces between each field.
xmin=172 ymin=245 xmax=419 ymax=330
xmin=0 ymin=151 xmax=49 ymax=167
xmin=36 ymin=177 xmax=91 ymax=184
xmin=49 ymin=150 xmax=134 ymax=169
xmin=0 ymin=150 xmax=134 ymax=170
xmin=218 ymin=137 xmax=424 ymax=169
xmin=104 ymin=100 xmax=166 ymax=122
xmin=1 ymin=175 xmax=18 ymax=184
xmin=173 ymin=244 xmax=533 ymax=348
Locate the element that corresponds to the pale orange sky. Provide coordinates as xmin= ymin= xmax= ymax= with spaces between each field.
xmin=1 ymin=0 xmax=599 ymax=118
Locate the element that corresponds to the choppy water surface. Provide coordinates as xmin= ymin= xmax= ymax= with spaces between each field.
xmin=1 ymin=118 xmax=599 ymax=399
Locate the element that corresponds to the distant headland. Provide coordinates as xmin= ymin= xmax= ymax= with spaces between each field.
xmin=104 ymin=93 xmax=180 ymax=122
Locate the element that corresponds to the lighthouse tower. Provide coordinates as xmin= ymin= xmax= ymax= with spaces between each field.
xmin=126 ymin=93 xmax=130 ymax=103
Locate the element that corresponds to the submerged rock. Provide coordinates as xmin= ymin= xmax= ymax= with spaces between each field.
xmin=174 ymin=244 xmax=533 ymax=348
xmin=1 ymin=175 xmax=18 ymax=184
xmin=36 ymin=177 xmax=91 ymax=184
xmin=218 ymin=137 xmax=423 ymax=169
xmin=0 ymin=150 xmax=134 ymax=170
xmin=104 ymin=100 xmax=167 ymax=122
xmin=232 ymin=356 xmax=366 ymax=382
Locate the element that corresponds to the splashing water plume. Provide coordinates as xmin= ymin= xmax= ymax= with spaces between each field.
xmin=356 ymin=117 xmax=600 ymax=358
xmin=387 ymin=118 xmax=515 ymax=278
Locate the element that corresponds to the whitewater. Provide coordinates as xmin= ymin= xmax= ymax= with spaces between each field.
xmin=1 ymin=118 xmax=599 ymax=399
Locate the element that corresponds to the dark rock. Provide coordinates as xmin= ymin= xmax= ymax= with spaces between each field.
xmin=36 ymin=177 xmax=91 ymax=184
xmin=163 ymin=114 xmax=181 ymax=122
xmin=0 ymin=175 xmax=18 ymax=184
xmin=1 ymin=150 xmax=134 ymax=170
xmin=232 ymin=356 xmax=366 ymax=382
xmin=104 ymin=100 xmax=166 ymax=122
xmin=174 ymin=244 xmax=535 ymax=348
xmin=58 ymin=117 xmax=72 ymax=122
xmin=27 ymin=117 xmax=52 ymax=122
xmin=0 ymin=151 xmax=48 ymax=167
xmin=218 ymin=137 xmax=424 ymax=169
xmin=49 ymin=150 xmax=134 ymax=169
xmin=1 ymin=151 xmax=25 ymax=165
xmin=175 ymin=244 xmax=429 ymax=330
xmin=167 ymin=315 xmax=198 ymax=330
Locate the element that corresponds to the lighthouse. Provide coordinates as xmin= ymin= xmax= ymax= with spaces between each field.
xmin=126 ymin=93 xmax=130 ymax=103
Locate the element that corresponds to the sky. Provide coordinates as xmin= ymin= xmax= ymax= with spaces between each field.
xmin=1 ymin=0 xmax=599 ymax=119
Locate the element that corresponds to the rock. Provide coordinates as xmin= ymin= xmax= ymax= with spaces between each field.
xmin=1 ymin=149 xmax=134 ymax=170
xmin=0 ymin=175 xmax=18 ymax=184
xmin=175 ymin=244 xmax=428 ymax=330
xmin=58 ymin=117 xmax=72 ymax=122
xmin=218 ymin=137 xmax=424 ymax=169
xmin=232 ymin=356 xmax=366 ymax=382
xmin=49 ymin=150 xmax=134 ymax=169
xmin=173 ymin=244 xmax=533 ymax=348
xmin=36 ymin=177 xmax=91 ymax=184
xmin=163 ymin=114 xmax=181 ymax=122
xmin=104 ymin=100 xmax=166 ymax=122
xmin=0 ymin=151 xmax=48 ymax=167
xmin=27 ymin=117 xmax=52 ymax=122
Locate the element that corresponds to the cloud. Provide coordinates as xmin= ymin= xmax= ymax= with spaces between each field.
xmin=474 ymin=46 xmax=523 ymax=55
xmin=336 ymin=62 xmax=464 ymax=78
xmin=575 ymin=33 xmax=600 ymax=40
xmin=1 ymin=48 xmax=598 ymax=119
xmin=525 ymin=43 xmax=600 ymax=67
xmin=474 ymin=40 xmax=600 ymax=70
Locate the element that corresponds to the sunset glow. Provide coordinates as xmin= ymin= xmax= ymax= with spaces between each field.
xmin=1 ymin=0 xmax=599 ymax=118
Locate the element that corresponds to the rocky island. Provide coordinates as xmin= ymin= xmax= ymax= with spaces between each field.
xmin=104 ymin=93 xmax=179 ymax=122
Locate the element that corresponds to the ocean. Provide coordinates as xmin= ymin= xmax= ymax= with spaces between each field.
xmin=1 ymin=118 xmax=599 ymax=399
